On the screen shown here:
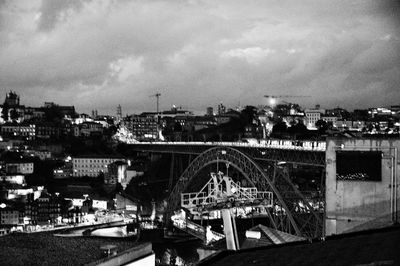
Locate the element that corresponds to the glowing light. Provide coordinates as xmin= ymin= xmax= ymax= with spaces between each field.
xmin=269 ymin=98 xmax=276 ymax=106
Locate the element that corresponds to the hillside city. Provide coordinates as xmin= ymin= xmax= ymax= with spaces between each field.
xmin=0 ymin=90 xmax=399 ymax=236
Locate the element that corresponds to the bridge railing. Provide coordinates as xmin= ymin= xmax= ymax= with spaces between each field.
xmin=172 ymin=216 xmax=225 ymax=243
xmin=181 ymin=184 xmax=274 ymax=210
xmin=172 ymin=217 xmax=206 ymax=241
xmin=129 ymin=139 xmax=326 ymax=151
xmin=181 ymin=191 xmax=219 ymax=210
xmin=181 ymin=192 xmax=207 ymax=208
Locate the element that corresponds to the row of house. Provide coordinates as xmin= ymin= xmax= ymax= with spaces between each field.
xmin=1 ymin=190 xmax=140 ymax=228
xmin=303 ymin=105 xmax=400 ymax=129
xmin=0 ymin=91 xmax=113 ymax=140
xmin=54 ymin=156 xmax=143 ymax=191
xmin=0 ymin=160 xmax=35 ymax=188
xmin=122 ymin=107 xmax=241 ymax=141
xmin=0 ymin=121 xmax=104 ymax=140
xmin=1 ymin=192 xmax=102 ymax=226
xmin=118 ymin=104 xmax=400 ymax=142
xmin=270 ymin=105 xmax=398 ymax=133
xmin=0 ymin=91 xmax=76 ymax=124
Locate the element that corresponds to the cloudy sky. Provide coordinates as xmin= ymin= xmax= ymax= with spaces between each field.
xmin=0 ymin=0 xmax=399 ymax=115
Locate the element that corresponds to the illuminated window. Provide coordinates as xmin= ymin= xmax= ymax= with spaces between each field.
xmin=336 ymin=151 xmax=382 ymax=181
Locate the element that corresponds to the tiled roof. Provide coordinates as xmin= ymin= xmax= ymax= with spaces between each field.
xmin=241 ymin=224 xmax=305 ymax=249
xmin=254 ymin=224 xmax=305 ymax=244
xmin=0 ymin=231 xmax=139 ymax=266
xmin=200 ymin=225 xmax=400 ymax=266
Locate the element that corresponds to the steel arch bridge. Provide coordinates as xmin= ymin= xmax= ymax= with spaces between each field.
xmin=167 ymin=146 xmax=324 ymax=239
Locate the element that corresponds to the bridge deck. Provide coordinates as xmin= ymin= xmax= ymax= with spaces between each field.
xmin=127 ymin=140 xmax=326 ymax=166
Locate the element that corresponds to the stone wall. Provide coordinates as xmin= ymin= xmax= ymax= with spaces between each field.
xmin=325 ymin=138 xmax=400 ymax=236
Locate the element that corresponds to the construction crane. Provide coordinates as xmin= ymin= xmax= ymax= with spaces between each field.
xmin=264 ymin=95 xmax=310 ymax=106
xmin=149 ymin=92 xmax=161 ymax=114
xmin=264 ymin=95 xmax=311 ymax=99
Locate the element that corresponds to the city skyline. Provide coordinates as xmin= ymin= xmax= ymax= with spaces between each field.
xmin=1 ymin=0 xmax=399 ymax=115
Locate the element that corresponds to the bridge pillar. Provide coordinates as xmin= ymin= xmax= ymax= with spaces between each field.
xmin=222 ymin=208 xmax=240 ymax=250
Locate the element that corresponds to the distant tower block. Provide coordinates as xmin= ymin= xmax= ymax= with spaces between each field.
xmin=218 ymin=102 xmax=226 ymax=115
xmin=206 ymin=107 xmax=214 ymax=116
xmin=117 ymin=105 xmax=122 ymax=121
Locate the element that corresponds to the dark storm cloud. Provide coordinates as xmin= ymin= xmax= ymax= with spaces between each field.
xmin=0 ymin=0 xmax=399 ymax=114
xmin=36 ymin=0 xmax=84 ymax=31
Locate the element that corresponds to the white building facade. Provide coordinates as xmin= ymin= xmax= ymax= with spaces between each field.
xmin=72 ymin=156 xmax=125 ymax=177
xmin=305 ymin=107 xmax=325 ymax=129
xmin=5 ymin=162 xmax=34 ymax=174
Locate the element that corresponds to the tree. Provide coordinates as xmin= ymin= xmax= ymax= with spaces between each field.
xmin=288 ymin=121 xmax=308 ymax=135
xmin=272 ymin=120 xmax=288 ymax=134
xmin=315 ymin=119 xmax=328 ymax=133
xmin=240 ymin=105 xmax=258 ymax=126
xmin=173 ymin=122 xmax=183 ymax=132
xmin=10 ymin=109 xmax=19 ymax=122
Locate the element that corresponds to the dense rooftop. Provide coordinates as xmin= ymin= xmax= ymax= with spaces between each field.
xmin=0 ymin=231 xmax=139 ymax=266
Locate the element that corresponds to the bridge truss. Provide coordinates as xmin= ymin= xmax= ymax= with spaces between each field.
xmin=166 ymin=146 xmax=324 ymax=239
xmin=181 ymin=172 xmax=274 ymax=212
xmin=128 ymin=142 xmax=325 ymax=166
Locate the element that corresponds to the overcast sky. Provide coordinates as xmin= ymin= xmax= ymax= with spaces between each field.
xmin=0 ymin=0 xmax=399 ymax=115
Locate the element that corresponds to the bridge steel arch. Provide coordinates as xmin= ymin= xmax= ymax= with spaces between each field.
xmin=167 ymin=146 xmax=323 ymax=239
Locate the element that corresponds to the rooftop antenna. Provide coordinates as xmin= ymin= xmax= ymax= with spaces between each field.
xmin=150 ymin=93 xmax=161 ymax=114
xmin=117 ymin=104 xmax=122 ymax=118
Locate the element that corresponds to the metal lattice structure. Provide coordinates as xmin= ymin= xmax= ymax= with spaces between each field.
xmin=272 ymin=166 xmax=324 ymax=238
xmin=181 ymin=172 xmax=273 ymax=212
xmin=167 ymin=146 xmax=324 ymax=239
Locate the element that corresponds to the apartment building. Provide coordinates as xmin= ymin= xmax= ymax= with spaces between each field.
xmin=5 ymin=162 xmax=34 ymax=174
xmin=72 ymin=156 xmax=125 ymax=177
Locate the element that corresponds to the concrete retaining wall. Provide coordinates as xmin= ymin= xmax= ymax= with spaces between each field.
xmin=325 ymin=138 xmax=400 ymax=236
